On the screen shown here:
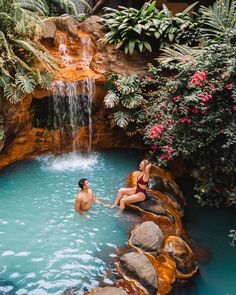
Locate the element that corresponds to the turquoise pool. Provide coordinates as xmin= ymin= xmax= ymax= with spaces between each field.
xmin=0 ymin=150 xmax=235 ymax=295
xmin=170 ymin=178 xmax=236 ymax=295
xmin=0 ymin=150 xmax=143 ymax=295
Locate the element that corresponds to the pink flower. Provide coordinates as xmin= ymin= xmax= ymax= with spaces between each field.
xmin=160 ymin=154 xmax=170 ymax=160
xmin=163 ymin=145 xmax=173 ymax=154
xmin=208 ymin=82 xmax=216 ymax=92
xmin=148 ymin=124 xmax=164 ymax=139
xmin=198 ymin=93 xmax=212 ymax=102
xmin=151 ymin=144 xmax=158 ymax=150
xmin=180 ymin=118 xmax=191 ymax=124
xmin=191 ymin=108 xmax=199 ymax=113
xmin=226 ymin=83 xmax=234 ymax=90
xmin=232 ymin=106 xmax=236 ymax=111
xmin=166 ymin=119 xmax=173 ymax=125
xmin=189 ymin=71 xmax=207 ymax=87
xmin=173 ymin=95 xmax=182 ymax=102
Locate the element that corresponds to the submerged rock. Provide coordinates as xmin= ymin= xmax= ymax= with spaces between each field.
xmin=129 ymin=221 xmax=163 ymax=255
xmin=87 ymin=286 xmax=128 ymax=295
xmin=118 ymin=252 xmax=158 ymax=295
xmin=163 ymin=236 xmax=198 ymax=278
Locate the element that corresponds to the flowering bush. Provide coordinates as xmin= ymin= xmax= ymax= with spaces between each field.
xmin=143 ymin=42 xmax=236 ymax=207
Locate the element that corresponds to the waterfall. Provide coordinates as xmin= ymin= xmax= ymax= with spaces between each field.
xmin=80 ymin=37 xmax=93 ymax=69
xmin=58 ymin=35 xmax=73 ymax=68
xmin=52 ymin=31 xmax=95 ymax=152
xmin=52 ymin=79 xmax=95 ymax=152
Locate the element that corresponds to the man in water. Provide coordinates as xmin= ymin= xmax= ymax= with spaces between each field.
xmin=75 ymin=178 xmax=104 ymax=218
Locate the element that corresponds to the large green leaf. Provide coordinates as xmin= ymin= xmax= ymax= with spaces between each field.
xmin=114 ymin=111 xmax=131 ymax=128
xmin=104 ymin=91 xmax=120 ymax=108
xmin=121 ymin=93 xmax=143 ymax=109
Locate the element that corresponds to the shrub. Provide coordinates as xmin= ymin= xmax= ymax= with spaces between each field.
xmin=101 ymin=1 xmax=198 ymax=54
xmin=144 ymin=42 xmax=236 ymax=207
xmin=104 ymin=74 xmax=146 ymax=134
xmin=198 ymin=0 xmax=236 ymax=43
xmin=0 ymin=0 xmax=57 ymax=103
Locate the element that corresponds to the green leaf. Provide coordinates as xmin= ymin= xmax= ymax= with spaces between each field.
xmin=121 ymin=93 xmax=143 ymax=109
xmin=143 ymin=41 xmax=152 ymax=52
xmin=154 ymin=31 xmax=161 ymax=39
xmin=128 ymin=40 xmax=136 ymax=55
xmin=114 ymin=111 xmax=131 ymax=128
xmin=104 ymin=91 xmax=120 ymax=108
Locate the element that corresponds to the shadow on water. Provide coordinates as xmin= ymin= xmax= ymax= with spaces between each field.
xmin=173 ymin=176 xmax=236 ymax=295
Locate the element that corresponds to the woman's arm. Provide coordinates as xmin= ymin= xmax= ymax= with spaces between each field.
xmin=143 ymin=163 xmax=152 ymax=181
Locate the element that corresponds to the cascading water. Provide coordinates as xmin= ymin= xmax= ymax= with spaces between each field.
xmin=80 ymin=37 xmax=93 ymax=69
xmin=58 ymin=34 xmax=73 ymax=68
xmin=51 ymin=32 xmax=95 ymax=152
xmin=52 ymin=79 xmax=94 ymax=152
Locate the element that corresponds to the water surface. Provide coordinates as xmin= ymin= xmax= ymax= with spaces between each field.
xmin=0 ymin=149 xmax=143 ymax=294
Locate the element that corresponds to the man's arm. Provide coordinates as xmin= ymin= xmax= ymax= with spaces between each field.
xmin=92 ymin=193 xmax=110 ymax=206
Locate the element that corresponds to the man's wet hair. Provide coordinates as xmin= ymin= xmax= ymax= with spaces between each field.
xmin=78 ymin=178 xmax=87 ymax=189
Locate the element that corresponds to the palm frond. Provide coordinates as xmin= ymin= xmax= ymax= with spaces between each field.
xmin=157 ymin=44 xmax=202 ymax=64
xmin=199 ymin=0 xmax=236 ymax=38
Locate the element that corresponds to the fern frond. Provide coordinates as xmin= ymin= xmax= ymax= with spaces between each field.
xmin=20 ymin=0 xmax=49 ymax=16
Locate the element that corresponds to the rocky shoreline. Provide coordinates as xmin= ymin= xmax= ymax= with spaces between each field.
xmin=86 ymin=166 xmax=198 ymax=295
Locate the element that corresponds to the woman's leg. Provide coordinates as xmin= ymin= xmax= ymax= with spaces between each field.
xmin=119 ymin=192 xmax=146 ymax=210
xmin=111 ymin=187 xmax=136 ymax=207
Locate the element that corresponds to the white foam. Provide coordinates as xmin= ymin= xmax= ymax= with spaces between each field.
xmin=15 ymin=251 xmax=31 ymax=256
xmin=2 ymin=250 xmax=15 ymax=256
xmin=39 ymin=153 xmax=98 ymax=172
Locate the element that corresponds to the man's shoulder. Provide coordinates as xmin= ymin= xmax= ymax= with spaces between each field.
xmin=76 ymin=191 xmax=83 ymax=199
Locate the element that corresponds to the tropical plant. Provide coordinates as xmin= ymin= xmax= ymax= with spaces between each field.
xmin=157 ymin=44 xmax=202 ymax=64
xmin=20 ymin=0 xmax=90 ymax=18
xmin=198 ymin=0 xmax=236 ymax=43
xmin=143 ymin=42 xmax=236 ymax=208
xmin=0 ymin=129 xmax=4 ymax=141
xmin=0 ymin=0 xmax=57 ymax=103
xmin=0 ymin=115 xmax=4 ymax=141
xmin=101 ymin=1 xmax=198 ymax=54
xmin=104 ymin=74 xmax=146 ymax=132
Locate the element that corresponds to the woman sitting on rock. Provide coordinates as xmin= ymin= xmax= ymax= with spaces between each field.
xmin=111 ymin=160 xmax=152 ymax=211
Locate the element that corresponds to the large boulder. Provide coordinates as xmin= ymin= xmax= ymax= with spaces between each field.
xmin=129 ymin=221 xmax=163 ymax=255
xmin=79 ymin=16 xmax=152 ymax=77
xmin=118 ymin=252 xmax=158 ymax=295
xmin=88 ymin=286 xmax=128 ymax=295
xmin=163 ymin=236 xmax=198 ymax=278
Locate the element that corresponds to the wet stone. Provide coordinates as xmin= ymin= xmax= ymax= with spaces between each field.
xmin=163 ymin=236 xmax=197 ymax=275
xmin=131 ymin=221 xmax=163 ymax=255
xmin=119 ymin=252 xmax=158 ymax=294
xmin=134 ymin=192 xmax=176 ymax=224
xmin=92 ymin=286 xmax=128 ymax=295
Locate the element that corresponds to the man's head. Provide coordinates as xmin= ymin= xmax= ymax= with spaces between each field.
xmin=78 ymin=178 xmax=89 ymax=189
